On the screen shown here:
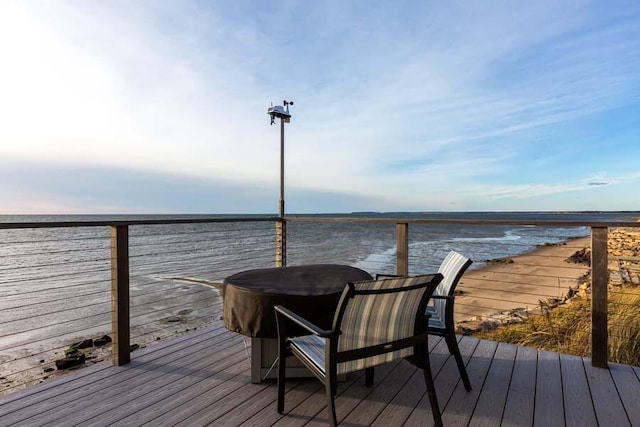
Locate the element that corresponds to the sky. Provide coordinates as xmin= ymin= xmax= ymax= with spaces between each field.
xmin=1 ymin=1 xmax=639 ymax=214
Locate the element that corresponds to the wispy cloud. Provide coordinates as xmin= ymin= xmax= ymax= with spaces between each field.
xmin=0 ymin=1 xmax=639 ymax=212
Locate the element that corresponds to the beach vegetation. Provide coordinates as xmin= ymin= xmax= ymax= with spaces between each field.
xmin=476 ymin=285 xmax=640 ymax=366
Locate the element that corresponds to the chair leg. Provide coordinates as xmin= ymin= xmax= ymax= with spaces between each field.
xmin=365 ymin=366 xmax=374 ymax=387
xmin=325 ymin=380 xmax=338 ymax=427
xmin=445 ymin=334 xmax=472 ymax=391
xmin=277 ymin=349 xmax=286 ymax=413
xmin=422 ymin=354 xmax=443 ymax=427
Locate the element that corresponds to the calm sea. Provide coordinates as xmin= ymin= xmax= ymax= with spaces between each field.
xmin=0 ymin=211 xmax=638 ymax=382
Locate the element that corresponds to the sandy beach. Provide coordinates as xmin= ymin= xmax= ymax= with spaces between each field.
xmin=454 ymin=236 xmax=592 ymax=327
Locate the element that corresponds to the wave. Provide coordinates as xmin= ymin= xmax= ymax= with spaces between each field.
xmin=451 ymin=234 xmax=522 ymax=243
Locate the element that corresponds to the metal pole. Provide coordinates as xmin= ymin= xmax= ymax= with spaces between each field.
xmin=279 ymin=117 xmax=285 ymax=217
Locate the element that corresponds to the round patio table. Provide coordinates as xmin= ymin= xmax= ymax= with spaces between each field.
xmin=223 ymin=264 xmax=373 ymax=339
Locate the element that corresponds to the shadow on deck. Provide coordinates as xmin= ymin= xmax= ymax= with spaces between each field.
xmin=1 ymin=322 xmax=639 ymax=426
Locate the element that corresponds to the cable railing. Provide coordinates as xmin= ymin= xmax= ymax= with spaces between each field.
xmin=0 ymin=218 xmax=278 ymax=395
xmin=1 ymin=215 xmax=639 ymax=396
xmin=285 ymin=217 xmax=640 ymax=369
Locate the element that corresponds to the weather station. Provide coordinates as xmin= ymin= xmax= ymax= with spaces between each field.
xmin=268 ymin=100 xmax=293 ymax=218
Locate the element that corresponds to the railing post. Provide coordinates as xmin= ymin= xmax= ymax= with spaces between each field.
xmin=111 ymin=225 xmax=130 ymax=365
xmin=276 ymin=219 xmax=286 ymax=267
xmin=591 ymin=226 xmax=608 ymax=368
xmin=396 ymin=222 xmax=409 ymax=276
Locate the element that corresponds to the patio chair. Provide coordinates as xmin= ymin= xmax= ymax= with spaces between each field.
xmin=428 ymin=250 xmax=473 ymax=391
xmin=275 ymin=274 xmax=444 ymax=427
xmin=374 ymin=250 xmax=473 ymax=391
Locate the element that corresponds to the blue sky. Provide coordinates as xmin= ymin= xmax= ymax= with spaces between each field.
xmin=1 ymin=1 xmax=639 ymax=214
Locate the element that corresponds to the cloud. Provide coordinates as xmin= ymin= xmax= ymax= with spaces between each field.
xmin=1 ymin=1 xmax=639 ymax=212
xmin=0 ymin=160 xmax=389 ymax=214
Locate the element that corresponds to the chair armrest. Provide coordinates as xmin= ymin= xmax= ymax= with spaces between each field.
xmin=274 ymin=305 xmax=333 ymax=337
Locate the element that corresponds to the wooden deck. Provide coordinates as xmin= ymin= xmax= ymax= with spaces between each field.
xmin=1 ymin=322 xmax=639 ymax=426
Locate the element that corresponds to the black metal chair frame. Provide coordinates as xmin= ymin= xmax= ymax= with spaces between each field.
xmin=275 ymin=274 xmax=444 ymax=427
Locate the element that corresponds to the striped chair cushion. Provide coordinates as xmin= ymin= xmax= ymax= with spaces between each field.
xmin=336 ymin=275 xmax=432 ymax=375
xmin=289 ymin=335 xmax=326 ymax=374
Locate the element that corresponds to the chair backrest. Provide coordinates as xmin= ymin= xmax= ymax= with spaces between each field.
xmin=333 ymin=274 xmax=441 ymax=374
xmin=434 ymin=251 xmax=473 ymax=318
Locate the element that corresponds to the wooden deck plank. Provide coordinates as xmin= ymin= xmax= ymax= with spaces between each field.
xmin=394 ymin=335 xmax=477 ymax=427
xmin=609 ymin=363 xmax=640 ymax=427
xmin=269 ymin=371 xmax=365 ymax=427
xmin=584 ymin=362 xmax=631 ymax=427
xmin=82 ymin=344 xmax=248 ymax=426
xmin=370 ymin=367 xmax=427 ymax=426
xmin=0 ymin=323 xmax=221 ymax=411
xmin=559 ymin=354 xmax=597 ymax=427
xmin=438 ymin=338 xmax=499 ymax=427
xmin=1 ymin=325 xmax=231 ymax=425
xmin=533 ymin=350 xmax=564 ymax=427
xmin=340 ymin=361 xmax=416 ymax=426
xmin=170 ymin=378 xmax=281 ymax=427
xmin=468 ymin=342 xmax=517 ymax=427
xmin=229 ymin=380 xmax=324 ymax=427
xmin=10 ymin=333 xmax=240 ymax=426
xmin=304 ymin=363 xmax=397 ymax=427
xmin=117 ymin=358 xmax=250 ymax=426
xmin=0 ymin=326 xmax=638 ymax=427
xmin=70 ymin=336 xmax=243 ymax=426
xmin=501 ymin=345 xmax=537 ymax=427
xmin=370 ymin=337 xmax=451 ymax=426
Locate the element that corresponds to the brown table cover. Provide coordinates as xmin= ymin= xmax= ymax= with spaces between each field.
xmin=223 ymin=264 xmax=373 ymax=338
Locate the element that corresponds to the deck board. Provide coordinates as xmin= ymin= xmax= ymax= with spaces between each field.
xmin=501 ymin=345 xmax=537 ymax=427
xmin=609 ymin=363 xmax=640 ymax=426
xmin=0 ymin=322 xmax=638 ymax=427
xmin=559 ymin=354 xmax=598 ymax=426
xmin=440 ymin=338 xmax=498 ymax=426
xmin=534 ymin=350 xmax=564 ymax=427
xmin=10 ymin=329 xmax=238 ymax=426
xmin=341 ymin=361 xmax=416 ymax=426
xmin=270 ymin=366 xmax=368 ymax=427
xmin=402 ymin=335 xmax=478 ymax=426
xmin=304 ymin=364 xmax=396 ymax=427
xmin=58 ymin=336 xmax=242 ymax=426
xmin=584 ymin=361 xmax=631 ymax=427
xmin=468 ymin=342 xmax=517 ymax=427
xmin=1 ymin=326 xmax=229 ymax=425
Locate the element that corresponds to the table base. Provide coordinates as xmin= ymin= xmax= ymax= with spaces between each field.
xmin=250 ymin=337 xmax=314 ymax=383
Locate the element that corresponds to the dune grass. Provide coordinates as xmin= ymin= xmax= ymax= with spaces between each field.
xmin=476 ymin=285 xmax=640 ymax=366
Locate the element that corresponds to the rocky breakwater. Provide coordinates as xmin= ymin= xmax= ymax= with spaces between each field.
xmin=607 ymin=226 xmax=640 ymax=285
xmin=609 ymin=226 xmax=640 ymax=258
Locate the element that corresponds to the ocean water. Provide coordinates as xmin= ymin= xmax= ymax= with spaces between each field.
xmin=0 ymin=211 xmax=638 ymax=388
